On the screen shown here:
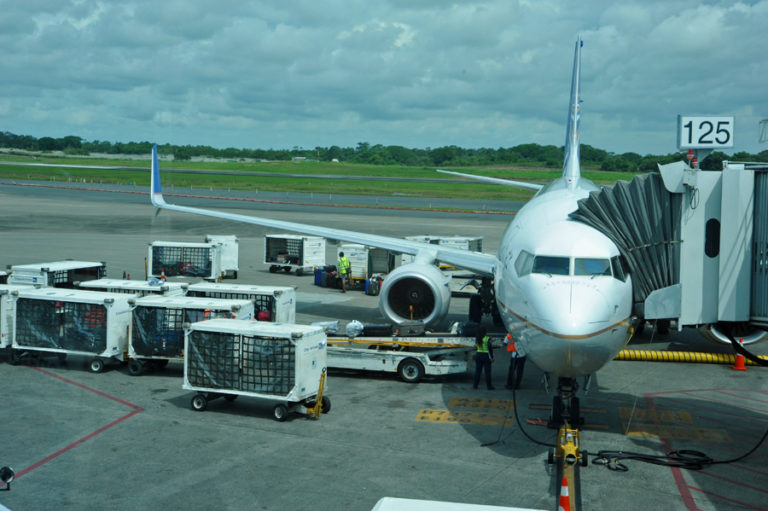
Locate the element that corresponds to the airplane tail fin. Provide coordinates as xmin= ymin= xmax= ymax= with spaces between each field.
xmin=562 ymin=36 xmax=583 ymax=186
xmin=150 ymin=144 xmax=167 ymax=207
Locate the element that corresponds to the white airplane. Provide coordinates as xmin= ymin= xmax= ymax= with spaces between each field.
xmin=150 ymin=37 xmax=635 ymax=424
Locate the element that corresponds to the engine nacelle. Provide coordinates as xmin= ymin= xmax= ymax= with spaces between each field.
xmin=699 ymin=322 xmax=768 ymax=345
xmin=378 ymin=263 xmax=451 ymax=327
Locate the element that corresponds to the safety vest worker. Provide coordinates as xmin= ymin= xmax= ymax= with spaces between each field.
xmin=338 ymin=253 xmax=350 ymax=276
xmin=477 ymin=336 xmax=491 ymax=354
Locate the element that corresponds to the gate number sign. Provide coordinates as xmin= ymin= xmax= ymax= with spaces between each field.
xmin=678 ymin=116 xmax=734 ymax=149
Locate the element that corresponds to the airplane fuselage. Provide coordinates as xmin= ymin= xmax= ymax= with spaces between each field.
xmin=494 ymin=177 xmax=634 ymax=379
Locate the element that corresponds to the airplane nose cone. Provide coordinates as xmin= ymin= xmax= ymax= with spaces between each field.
xmin=533 ymin=281 xmax=612 ymax=335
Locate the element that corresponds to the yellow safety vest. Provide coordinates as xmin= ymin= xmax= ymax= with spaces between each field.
xmin=339 ymin=256 xmax=350 ymax=275
xmin=476 ymin=336 xmax=490 ymax=354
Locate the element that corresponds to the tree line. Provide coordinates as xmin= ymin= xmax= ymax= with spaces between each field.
xmin=2 ymin=130 xmax=766 ymax=172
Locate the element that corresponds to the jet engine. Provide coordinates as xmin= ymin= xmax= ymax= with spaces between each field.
xmin=378 ymin=263 xmax=451 ymax=327
xmin=700 ymin=322 xmax=768 ymax=346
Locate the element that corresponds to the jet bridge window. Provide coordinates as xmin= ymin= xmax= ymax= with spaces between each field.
xmin=531 ymin=256 xmax=570 ymax=276
xmin=574 ymin=258 xmax=611 ymax=277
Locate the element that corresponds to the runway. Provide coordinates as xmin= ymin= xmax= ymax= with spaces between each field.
xmin=1 ymin=181 xmax=767 ymax=511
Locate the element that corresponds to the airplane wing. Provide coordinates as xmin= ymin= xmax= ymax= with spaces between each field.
xmin=150 ymin=147 xmax=499 ymax=276
xmin=436 ymin=169 xmax=543 ymax=191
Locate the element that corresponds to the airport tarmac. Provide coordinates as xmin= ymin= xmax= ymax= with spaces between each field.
xmin=1 ymin=181 xmax=767 ymax=511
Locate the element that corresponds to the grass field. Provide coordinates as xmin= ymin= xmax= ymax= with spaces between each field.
xmin=0 ymin=153 xmax=642 ymax=204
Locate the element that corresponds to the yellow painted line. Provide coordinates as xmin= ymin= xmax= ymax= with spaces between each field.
xmin=447 ymin=397 xmax=516 ymax=411
xmin=623 ymin=422 xmax=732 ymax=443
xmin=619 ymin=407 xmax=693 ymax=424
xmin=416 ymin=408 xmax=516 ymax=427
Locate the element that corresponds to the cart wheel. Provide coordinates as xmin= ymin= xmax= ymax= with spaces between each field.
xmin=127 ymin=360 xmax=144 ymax=376
xmin=397 ymin=358 xmax=424 ymax=384
xmin=153 ymin=359 xmax=169 ymax=369
xmin=89 ymin=358 xmax=105 ymax=373
xmin=8 ymin=349 xmax=23 ymax=366
xmin=282 ymin=266 xmax=292 ymax=273
xmin=321 ymin=396 xmax=331 ymax=414
xmin=269 ymin=265 xmax=278 ymax=273
xmin=224 ymin=394 xmax=238 ymax=402
xmin=296 ymin=267 xmax=304 ymax=276
xmin=273 ymin=404 xmax=288 ymax=422
xmin=191 ymin=394 xmax=208 ymax=411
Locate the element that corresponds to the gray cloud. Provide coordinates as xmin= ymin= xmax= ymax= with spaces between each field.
xmin=1 ymin=0 xmax=766 ymax=154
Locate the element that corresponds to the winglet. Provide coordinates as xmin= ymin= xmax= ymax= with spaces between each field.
xmin=150 ymin=144 xmax=167 ymax=207
xmin=562 ymin=36 xmax=583 ymax=187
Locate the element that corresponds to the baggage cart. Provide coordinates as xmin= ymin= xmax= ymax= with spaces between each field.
xmin=183 ymin=319 xmax=329 ymax=421
xmin=78 ymin=278 xmax=186 ymax=297
xmin=10 ymin=287 xmax=132 ymax=372
xmin=0 ymin=285 xmax=31 ymax=350
xmin=127 ymin=295 xmax=254 ymax=376
xmin=264 ymin=234 xmax=325 ymax=275
xmin=204 ymin=235 xmax=239 ymax=278
xmin=338 ymin=243 xmax=396 ymax=282
xmin=148 ymin=241 xmax=224 ymax=280
xmin=8 ymin=260 xmax=106 ymax=287
xmin=186 ymin=282 xmax=296 ymax=323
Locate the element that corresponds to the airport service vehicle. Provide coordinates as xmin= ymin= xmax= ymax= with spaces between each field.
xmin=185 ymin=282 xmax=296 ymax=323
xmin=127 ymin=295 xmax=254 ymax=375
xmin=264 ymin=234 xmax=325 ymax=275
xmin=78 ymin=278 xmax=186 ymax=297
xmin=337 ymin=243 xmax=396 ymax=282
xmin=183 ymin=319 xmax=329 ymax=421
xmin=8 ymin=260 xmax=106 ymax=288
xmin=10 ymin=287 xmax=132 ymax=372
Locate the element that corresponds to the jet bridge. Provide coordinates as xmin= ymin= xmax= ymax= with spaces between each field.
xmin=570 ymin=161 xmax=768 ymax=342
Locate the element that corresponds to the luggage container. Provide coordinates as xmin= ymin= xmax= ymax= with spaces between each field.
xmin=10 ymin=287 xmax=132 ymax=372
xmin=8 ymin=260 xmax=106 ymax=287
xmin=0 ymin=285 xmax=31 ymax=350
xmin=264 ymin=234 xmax=325 ymax=275
xmin=186 ymin=282 xmax=296 ymax=323
xmin=78 ymin=278 xmax=187 ymax=297
xmin=148 ymin=241 xmax=224 ymax=280
xmin=127 ymin=295 xmax=254 ymax=376
xmin=338 ymin=244 xmax=396 ymax=281
xmin=183 ymin=319 xmax=330 ymax=421
xmin=204 ymin=235 xmax=239 ymax=278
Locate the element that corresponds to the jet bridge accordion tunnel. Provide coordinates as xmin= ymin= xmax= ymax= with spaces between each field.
xmin=570 ymin=161 xmax=768 ymax=345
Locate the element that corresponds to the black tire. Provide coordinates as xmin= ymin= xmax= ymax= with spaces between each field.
xmin=191 ymin=394 xmax=208 ymax=411
xmin=224 ymin=394 xmax=238 ymax=402
xmin=469 ymin=295 xmax=482 ymax=323
xmin=153 ymin=359 xmax=169 ymax=369
xmin=397 ymin=358 xmax=424 ymax=384
xmin=283 ymin=266 xmax=292 ymax=273
xmin=273 ymin=404 xmax=288 ymax=422
xmin=127 ymin=360 xmax=144 ymax=376
xmin=269 ymin=265 xmax=278 ymax=273
xmin=8 ymin=349 xmax=23 ymax=366
xmin=89 ymin=358 xmax=105 ymax=373
xmin=321 ymin=396 xmax=331 ymax=414
xmin=296 ymin=267 xmax=304 ymax=276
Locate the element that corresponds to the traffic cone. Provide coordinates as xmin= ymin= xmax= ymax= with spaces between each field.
xmin=160 ymin=268 xmax=166 ymax=282
xmin=733 ymin=338 xmax=747 ymax=371
xmin=558 ymin=477 xmax=571 ymax=511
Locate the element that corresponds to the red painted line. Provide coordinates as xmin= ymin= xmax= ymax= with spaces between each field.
xmin=1 ymin=366 xmax=143 ymax=488
xmin=0 ymin=180 xmax=515 ymax=215
xmin=688 ymin=486 xmax=768 ymax=511
xmin=718 ymin=390 xmax=768 ymax=405
xmin=693 ymin=467 xmax=768 ymax=494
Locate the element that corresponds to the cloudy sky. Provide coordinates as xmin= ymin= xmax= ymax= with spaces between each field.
xmin=2 ymin=0 xmax=766 ymax=156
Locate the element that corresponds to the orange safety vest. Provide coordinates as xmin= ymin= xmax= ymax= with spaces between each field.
xmin=506 ymin=334 xmax=517 ymax=352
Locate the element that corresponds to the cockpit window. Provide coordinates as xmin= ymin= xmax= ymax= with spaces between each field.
xmin=514 ymin=250 xmax=534 ymax=277
xmin=531 ymin=256 xmax=570 ymax=276
xmin=574 ymin=258 xmax=611 ymax=277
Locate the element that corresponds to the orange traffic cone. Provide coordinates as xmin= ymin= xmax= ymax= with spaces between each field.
xmin=559 ymin=477 xmax=571 ymax=511
xmin=733 ymin=337 xmax=747 ymax=371
xmin=160 ymin=268 xmax=166 ymax=282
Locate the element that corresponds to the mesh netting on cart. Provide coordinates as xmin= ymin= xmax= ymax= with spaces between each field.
xmin=133 ymin=307 xmax=232 ymax=357
xmin=187 ymin=331 xmax=295 ymax=395
xmin=186 ymin=290 xmax=276 ymax=319
xmin=151 ymin=246 xmax=212 ymax=277
xmin=15 ymin=298 xmax=107 ymax=353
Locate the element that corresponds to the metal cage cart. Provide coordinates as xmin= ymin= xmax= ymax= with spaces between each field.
xmin=183 ymin=319 xmax=329 ymax=421
xmin=127 ymin=295 xmax=255 ymax=376
xmin=78 ymin=279 xmax=186 ymax=297
xmin=337 ymin=243 xmax=396 ymax=284
xmin=11 ymin=287 xmax=132 ymax=372
xmin=0 ymin=285 xmax=32 ymax=350
xmin=8 ymin=260 xmax=106 ymax=288
xmin=264 ymin=234 xmax=325 ymax=275
xmin=186 ymin=282 xmax=296 ymax=323
xmin=147 ymin=241 xmax=225 ymax=280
